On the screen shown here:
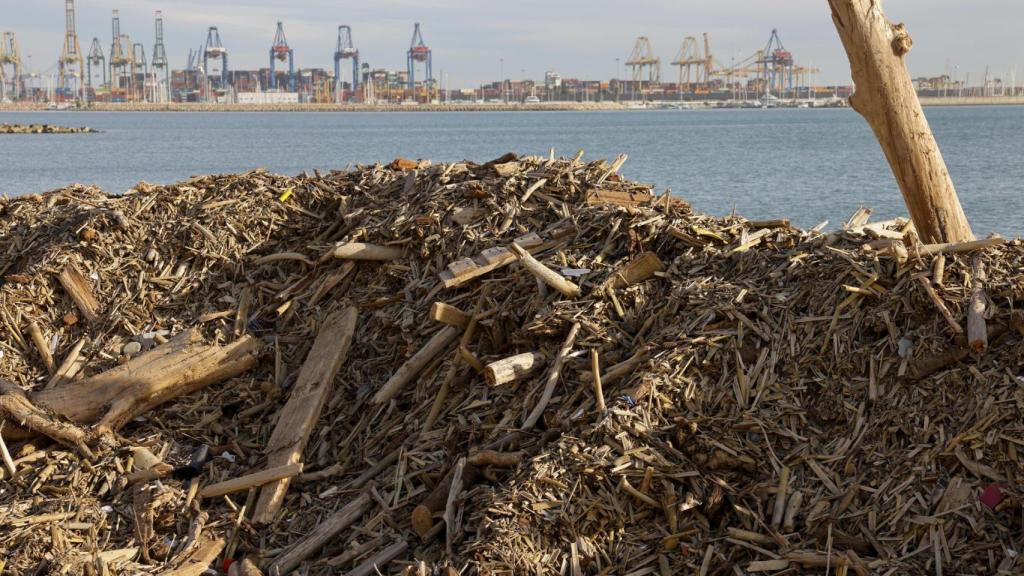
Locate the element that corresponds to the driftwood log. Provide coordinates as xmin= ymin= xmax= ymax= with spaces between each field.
xmin=1 ymin=330 xmax=261 ymax=448
xmin=828 ymin=0 xmax=973 ymax=244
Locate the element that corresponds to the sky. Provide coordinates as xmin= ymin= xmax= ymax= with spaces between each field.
xmin=2 ymin=0 xmax=1022 ymax=87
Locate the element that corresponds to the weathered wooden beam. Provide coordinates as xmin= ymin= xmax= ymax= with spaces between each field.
xmin=828 ymin=0 xmax=973 ymax=244
xmin=253 ymin=306 xmax=359 ymax=524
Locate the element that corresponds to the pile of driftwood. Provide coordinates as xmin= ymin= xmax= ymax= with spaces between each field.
xmin=0 ymin=124 xmax=99 ymax=134
xmin=0 ymin=153 xmax=1016 ymax=575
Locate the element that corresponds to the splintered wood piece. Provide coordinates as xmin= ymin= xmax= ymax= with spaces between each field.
xmin=372 ymin=326 xmax=459 ymax=405
xmin=444 ymin=457 xmax=466 ymax=557
xmin=829 ymin=0 xmax=972 ymax=244
xmin=156 ymin=537 xmax=226 ymax=576
xmin=771 ymin=466 xmax=790 ymax=528
xmin=332 ymin=242 xmax=405 ymax=261
xmin=6 ymin=331 xmax=261 ymax=442
xmin=253 ymin=306 xmax=359 ymax=524
xmin=438 ymin=227 xmax=573 ymax=289
xmin=590 ymin=349 xmax=606 ymax=413
xmin=786 ymin=551 xmax=868 ymax=576
xmin=595 ymin=154 xmax=628 ymax=185
xmin=26 ymin=321 xmax=55 ymax=375
xmin=484 ymin=352 xmax=545 ymax=387
xmin=917 ymin=236 xmax=1004 ymax=256
xmin=509 ymin=244 xmax=581 ymax=298
xmin=342 ymin=540 xmax=408 ymax=576
xmin=916 ymin=276 xmax=963 ymax=334
xmin=521 ymin=322 xmax=580 ymax=430
xmin=57 ymin=264 xmax=101 ymax=323
xmin=268 ymin=492 xmax=373 ymax=575
xmin=227 ymin=558 xmax=264 ymax=576
xmin=234 ymin=286 xmax=253 ymax=336
xmin=967 ymin=257 xmax=988 ymax=353
xmin=606 ymin=251 xmax=665 ymax=289
xmin=46 ymin=338 xmax=85 ymax=390
xmin=429 ymin=302 xmax=471 ymax=329
xmin=200 ymin=463 xmax=303 ymax=498
xmin=580 ymin=345 xmax=652 ymax=386
xmin=586 ymin=189 xmax=652 ymax=207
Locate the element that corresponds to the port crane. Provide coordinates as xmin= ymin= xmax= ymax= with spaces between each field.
xmin=86 ymin=38 xmax=106 ymax=91
xmin=109 ymin=11 xmax=132 ymax=100
xmin=757 ymin=29 xmax=794 ymax=99
xmin=269 ymin=22 xmax=295 ymax=91
xmin=406 ymin=23 xmax=433 ymax=102
xmin=626 ymin=37 xmax=660 ymax=101
xmin=671 ymin=37 xmax=704 ymax=94
xmin=151 ymin=11 xmax=170 ymax=103
xmin=334 ymin=25 xmax=359 ymax=102
xmin=59 ymin=0 xmax=85 ymax=99
xmin=132 ymin=43 xmax=148 ymax=102
xmin=203 ymin=27 xmax=230 ymax=92
xmin=0 ymin=32 xmax=23 ymax=101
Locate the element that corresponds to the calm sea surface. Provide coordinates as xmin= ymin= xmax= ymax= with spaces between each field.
xmin=1 ymin=107 xmax=1021 ymax=235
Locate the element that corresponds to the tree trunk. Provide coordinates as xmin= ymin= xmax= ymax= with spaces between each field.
xmin=828 ymin=0 xmax=973 ymax=244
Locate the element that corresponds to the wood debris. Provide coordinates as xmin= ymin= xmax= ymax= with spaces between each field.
xmin=0 ymin=154 xmax=1018 ymax=575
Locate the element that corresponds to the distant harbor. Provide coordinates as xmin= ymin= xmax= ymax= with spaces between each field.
xmin=2 ymin=95 xmax=1023 ymax=112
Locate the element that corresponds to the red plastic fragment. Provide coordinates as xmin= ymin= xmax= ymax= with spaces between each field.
xmin=980 ymin=483 xmax=1006 ymax=510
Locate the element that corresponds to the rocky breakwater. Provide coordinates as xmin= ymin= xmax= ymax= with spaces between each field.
xmin=0 ymin=123 xmax=99 ymax=134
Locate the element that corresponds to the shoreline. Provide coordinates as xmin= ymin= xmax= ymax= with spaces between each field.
xmin=1 ymin=96 xmax=1023 ymax=112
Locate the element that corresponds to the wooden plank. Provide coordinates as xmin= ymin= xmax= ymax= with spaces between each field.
xmin=429 ymin=302 xmax=471 ymax=329
xmin=253 ymin=306 xmax=359 ymax=524
xmin=586 ymin=189 xmax=653 ymax=207
xmin=438 ymin=227 xmax=573 ymax=290
xmin=57 ymin=264 xmax=101 ymax=323
xmin=606 ymin=252 xmax=665 ymax=289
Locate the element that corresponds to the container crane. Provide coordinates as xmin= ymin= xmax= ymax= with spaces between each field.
xmin=406 ymin=23 xmax=433 ymax=101
xmin=671 ymin=37 xmax=703 ymax=95
xmin=151 ymin=11 xmax=169 ymax=103
xmin=757 ymin=29 xmax=794 ymax=99
xmin=703 ymin=33 xmax=715 ymax=82
xmin=203 ymin=27 xmax=229 ymax=91
xmin=86 ymin=37 xmax=106 ymax=91
xmin=0 ymin=32 xmax=23 ymax=101
xmin=59 ymin=0 xmax=85 ymax=99
xmin=711 ymin=50 xmax=763 ymax=100
xmin=334 ymin=25 xmax=359 ymax=102
xmin=269 ymin=22 xmax=295 ymax=91
xmin=109 ymin=10 xmax=131 ymax=100
xmin=132 ymin=43 xmax=147 ymax=102
xmin=626 ymin=37 xmax=660 ymax=101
